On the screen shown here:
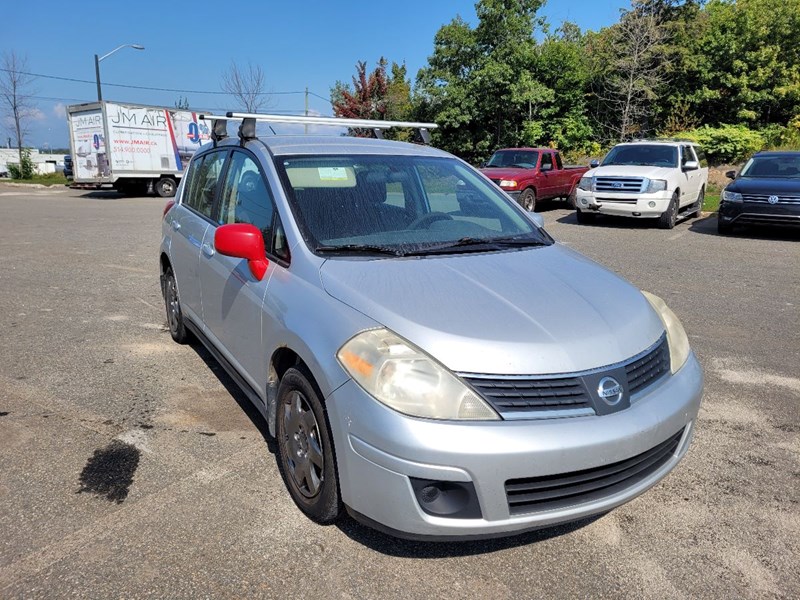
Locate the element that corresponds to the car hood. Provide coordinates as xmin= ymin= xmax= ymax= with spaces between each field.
xmin=587 ymin=165 xmax=675 ymax=179
xmin=320 ymin=245 xmax=665 ymax=375
xmin=480 ymin=167 xmax=532 ymax=179
xmin=726 ymin=177 xmax=800 ymax=195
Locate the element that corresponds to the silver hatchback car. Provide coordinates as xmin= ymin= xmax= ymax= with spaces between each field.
xmin=160 ymin=115 xmax=703 ymax=540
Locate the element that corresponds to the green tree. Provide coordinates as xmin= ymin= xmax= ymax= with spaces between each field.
xmin=331 ymin=57 xmax=412 ymax=138
xmin=691 ymin=0 xmax=800 ymax=127
xmin=415 ymin=1 xmax=547 ymax=163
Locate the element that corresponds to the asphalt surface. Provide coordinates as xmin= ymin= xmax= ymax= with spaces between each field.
xmin=0 ymin=184 xmax=798 ymax=599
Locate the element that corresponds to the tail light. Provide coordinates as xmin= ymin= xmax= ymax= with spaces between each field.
xmin=163 ymin=200 xmax=175 ymax=219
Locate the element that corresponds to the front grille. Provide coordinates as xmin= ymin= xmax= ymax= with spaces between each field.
xmin=741 ymin=194 xmax=800 ymax=205
xmin=595 ymin=177 xmax=645 ymax=193
xmin=464 ymin=377 xmax=591 ymax=413
xmin=504 ymin=427 xmax=685 ymax=515
xmin=626 ymin=336 xmax=670 ymax=395
xmin=596 ymin=196 xmax=638 ymax=203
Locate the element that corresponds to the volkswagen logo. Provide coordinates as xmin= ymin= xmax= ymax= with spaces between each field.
xmin=768 ymin=195 xmax=779 ymax=204
xmin=598 ymin=377 xmax=623 ymax=405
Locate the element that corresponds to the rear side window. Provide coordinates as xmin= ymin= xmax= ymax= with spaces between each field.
xmin=554 ymin=152 xmax=563 ymax=170
xmin=694 ymin=146 xmax=708 ymax=168
xmin=184 ymin=150 xmax=227 ymax=219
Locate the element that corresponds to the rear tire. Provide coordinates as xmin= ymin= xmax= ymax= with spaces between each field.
xmin=519 ymin=188 xmax=537 ymax=212
xmin=163 ymin=268 xmax=190 ymax=344
xmin=276 ymin=367 xmax=342 ymax=524
xmin=658 ymin=193 xmax=679 ymax=229
xmin=156 ymin=177 xmax=177 ymax=198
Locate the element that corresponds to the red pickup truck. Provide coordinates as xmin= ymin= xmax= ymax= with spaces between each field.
xmin=480 ymin=148 xmax=589 ymax=211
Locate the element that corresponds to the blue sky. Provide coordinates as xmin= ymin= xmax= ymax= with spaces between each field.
xmin=4 ymin=0 xmax=630 ymax=149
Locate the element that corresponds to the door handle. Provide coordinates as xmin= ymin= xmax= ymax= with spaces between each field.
xmin=171 ymin=220 xmax=181 ymax=232
xmin=201 ymin=243 xmax=215 ymax=258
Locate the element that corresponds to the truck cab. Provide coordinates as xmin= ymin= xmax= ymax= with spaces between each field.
xmin=480 ymin=148 xmax=589 ymax=211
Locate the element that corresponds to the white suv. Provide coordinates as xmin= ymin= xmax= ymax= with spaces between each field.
xmin=575 ymin=141 xmax=709 ymax=229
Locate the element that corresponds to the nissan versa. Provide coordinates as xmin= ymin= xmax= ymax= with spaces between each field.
xmin=159 ymin=113 xmax=704 ymax=540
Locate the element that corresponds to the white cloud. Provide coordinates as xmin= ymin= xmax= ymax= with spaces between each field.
xmin=53 ymin=103 xmax=66 ymax=119
xmin=28 ymin=108 xmax=46 ymax=122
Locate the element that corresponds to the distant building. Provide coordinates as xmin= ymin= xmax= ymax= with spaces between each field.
xmin=0 ymin=149 xmax=66 ymax=177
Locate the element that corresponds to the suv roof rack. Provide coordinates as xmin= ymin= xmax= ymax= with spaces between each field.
xmin=199 ymin=112 xmax=438 ymax=145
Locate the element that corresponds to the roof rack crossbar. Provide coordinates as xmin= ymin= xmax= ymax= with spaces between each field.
xmin=224 ymin=112 xmax=438 ymax=132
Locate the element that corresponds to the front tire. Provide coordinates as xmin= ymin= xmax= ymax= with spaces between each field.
xmin=567 ymin=188 xmax=577 ymax=209
xmin=276 ymin=367 xmax=342 ymax=524
xmin=576 ymin=209 xmax=595 ymax=224
xmin=691 ymin=187 xmax=705 ymax=218
xmin=519 ymin=188 xmax=537 ymax=212
xmin=658 ymin=193 xmax=679 ymax=229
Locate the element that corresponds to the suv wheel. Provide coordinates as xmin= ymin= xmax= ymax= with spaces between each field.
xmin=276 ymin=367 xmax=342 ymax=524
xmin=691 ymin=187 xmax=705 ymax=218
xmin=567 ymin=189 xmax=577 ymax=209
xmin=658 ymin=193 xmax=679 ymax=229
xmin=519 ymin=188 xmax=536 ymax=212
xmin=164 ymin=268 xmax=190 ymax=344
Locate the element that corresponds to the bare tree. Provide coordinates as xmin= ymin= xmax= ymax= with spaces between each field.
xmin=596 ymin=2 xmax=667 ymax=140
xmin=0 ymin=51 xmax=37 ymax=167
xmin=221 ymin=61 xmax=270 ymax=113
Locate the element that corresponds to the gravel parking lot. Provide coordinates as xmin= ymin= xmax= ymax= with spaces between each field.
xmin=0 ymin=184 xmax=798 ymax=599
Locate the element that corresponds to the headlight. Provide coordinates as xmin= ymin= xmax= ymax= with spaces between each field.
xmin=722 ymin=189 xmax=742 ymax=203
xmin=641 ymin=291 xmax=690 ymax=374
xmin=646 ymin=179 xmax=667 ymax=193
xmin=337 ymin=328 xmax=500 ymax=420
xmin=578 ymin=176 xmax=593 ymax=191
xmin=498 ymin=180 xmax=517 ymax=189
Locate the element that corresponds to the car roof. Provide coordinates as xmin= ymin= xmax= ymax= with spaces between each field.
xmin=492 ymin=147 xmax=552 ymax=152
xmin=753 ymin=150 xmax=800 ymax=157
xmin=214 ymin=135 xmax=452 ymax=159
xmin=613 ymin=140 xmax=692 ymax=147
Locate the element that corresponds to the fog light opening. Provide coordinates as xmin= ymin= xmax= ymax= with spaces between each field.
xmin=409 ymin=478 xmax=482 ymax=519
xmin=648 ymin=201 xmax=656 ymax=208
xmin=580 ymin=198 xmax=588 ymax=206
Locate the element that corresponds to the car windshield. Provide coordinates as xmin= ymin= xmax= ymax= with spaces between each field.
xmin=485 ymin=150 xmax=539 ymax=169
xmin=740 ymin=155 xmax=800 ymax=178
xmin=276 ymin=155 xmax=551 ymax=257
xmin=602 ymin=145 xmax=678 ymax=168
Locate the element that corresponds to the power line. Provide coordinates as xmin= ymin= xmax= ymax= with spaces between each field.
xmin=0 ymin=67 xmax=330 ymax=101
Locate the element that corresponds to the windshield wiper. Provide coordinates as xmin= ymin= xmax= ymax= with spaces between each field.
xmin=404 ymin=236 xmax=548 ymax=256
xmin=315 ymin=244 xmax=404 ymax=257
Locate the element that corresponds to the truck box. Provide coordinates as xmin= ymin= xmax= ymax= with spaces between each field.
xmin=66 ymin=101 xmax=212 ymax=197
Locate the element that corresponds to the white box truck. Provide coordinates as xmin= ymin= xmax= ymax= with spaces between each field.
xmin=66 ymin=101 xmax=213 ymax=197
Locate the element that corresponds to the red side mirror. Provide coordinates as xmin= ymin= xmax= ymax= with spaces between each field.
xmin=214 ymin=224 xmax=269 ymax=281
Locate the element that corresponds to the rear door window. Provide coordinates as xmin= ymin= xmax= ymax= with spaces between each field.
xmin=541 ymin=152 xmax=553 ymax=171
xmin=184 ymin=150 xmax=227 ymax=219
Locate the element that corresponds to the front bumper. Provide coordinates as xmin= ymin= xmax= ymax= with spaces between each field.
xmin=575 ymin=189 xmax=673 ymax=218
xmin=327 ymin=352 xmax=703 ymax=539
xmin=719 ymin=200 xmax=800 ymax=228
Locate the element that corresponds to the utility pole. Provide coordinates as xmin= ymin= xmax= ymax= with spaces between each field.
xmin=304 ymin=87 xmax=309 ymax=134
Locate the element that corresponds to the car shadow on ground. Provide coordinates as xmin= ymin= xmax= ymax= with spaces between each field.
xmin=187 ymin=340 xmax=276 ymax=452
xmin=555 ymin=211 xmax=665 ymax=229
xmin=336 ymin=511 xmax=603 ymax=557
xmin=689 ymin=213 xmax=800 ymax=241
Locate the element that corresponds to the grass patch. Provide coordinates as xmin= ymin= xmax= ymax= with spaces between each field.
xmin=704 ymin=193 xmax=720 ymax=212
xmin=3 ymin=173 xmax=68 ymax=186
